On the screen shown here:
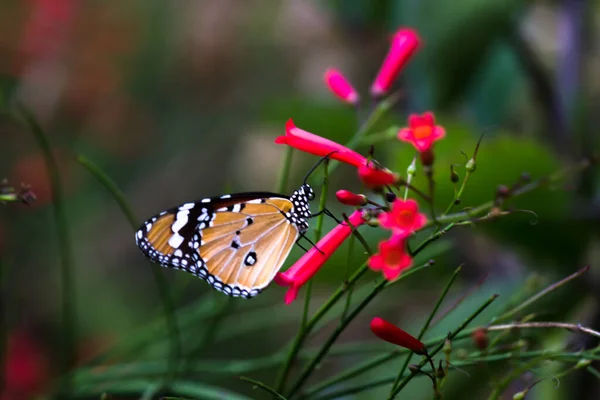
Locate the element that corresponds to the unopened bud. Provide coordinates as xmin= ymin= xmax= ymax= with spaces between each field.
xmin=513 ymin=390 xmax=527 ymax=400
xmin=443 ymin=338 xmax=452 ymax=356
xmin=407 ymin=158 xmax=417 ymax=177
xmin=408 ymin=364 xmax=421 ymax=373
xmin=496 ymin=185 xmax=510 ymax=198
xmin=472 ymin=327 xmax=488 ymax=350
xmin=450 ymin=165 xmax=459 ymax=183
xmin=436 ymin=360 xmax=446 ymax=379
xmin=465 ymin=158 xmax=476 ymax=173
xmin=576 ymin=359 xmax=592 ymax=369
xmin=336 ymin=190 xmax=367 ymax=206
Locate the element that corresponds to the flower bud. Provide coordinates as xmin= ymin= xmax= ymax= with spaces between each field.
xmin=450 ymin=165 xmax=459 ymax=183
xmin=335 ymin=190 xmax=367 ymax=206
xmin=472 ymin=327 xmax=488 ymax=350
xmin=513 ymin=390 xmax=527 ymax=400
xmin=576 ymin=359 xmax=592 ymax=369
xmin=371 ymin=28 xmax=421 ymax=97
xmin=407 ymin=158 xmax=417 ymax=177
xmin=443 ymin=338 xmax=452 ymax=356
xmin=324 ymin=68 xmax=360 ymax=105
xmin=370 ymin=317 xmax=426 ymax=354
xmin=465 ymin=158 xmax=476 ymax=173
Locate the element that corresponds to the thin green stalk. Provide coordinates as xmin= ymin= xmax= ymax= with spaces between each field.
xmin=340 ymin=233 xmax=356 ymax=321
xmin=77 ymin=154 xmax=180 ymax=381
xmin=443 ymin=170 xmax=472 ymax=216
xmin=314 ymin=350 xmax=596 ymax=400
xmin=300 ymin=352 xmax=400 ymax=399
xmin=278 ymin=160 xmax=330 ymax=393
xmin=240 ymin=376 xmax=288 ymax=400
xmin=301 ymin=159 xmax=330 ymax=330
xmin=388 ymin=294 xmax=499 ymax=399
xmin=486 ymin=358 xmax=542 ymax=400
xmin=14 ymin=106 xmax=76 ymax=393
xmin=77 ymin=155 xmax=138 ymax=227
xmin=276 ymin=147 xmax=294 ymax=193
xmin=275 ymin=263 xmax=370 ymax=392
xmin=587 ymin=366 xmax=600 ymax=380
xmin=288 ymin=262 xmax=432 ymax=398
xmin=494 ymin=265 xmax=590 ymax=323
xmin=390 ymin=265 xmax=463 ymax=392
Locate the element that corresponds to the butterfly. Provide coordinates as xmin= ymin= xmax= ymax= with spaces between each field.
xmin=135 ymin=183 xmax=316 ymax=299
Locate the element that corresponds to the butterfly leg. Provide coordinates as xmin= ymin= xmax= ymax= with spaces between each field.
xmin=296 ymin=233 xmax=325 ymax=255
xmin=310 ymin=208 xmax=342 ymax=224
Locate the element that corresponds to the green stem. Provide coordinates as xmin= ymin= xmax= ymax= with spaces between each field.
xmin=494 ymin=265 xmax=590 ymax=323
xmin=240 ymin=376 xmax=288 ymax=400
xmin=486 ymin=358 xmax=542 ymax=400
xmin=77 ymin=154 xmax=180 ymax=382
xmin=301 ymin=160 xmax=330 ymax=330
xmin=390 ymin=265 xmax=462 ymax=393
xmin=13 ymin=106 xmax=76 ymax=393
xmin=288 ymin=262 xmax=431 ymax=398
xmin=388 ymin=294 xmax=499 ymax=399
xmin=443 ymin=171 xmax=472 ymax=215
xmin=276 ymin=147 xmax=294 ymax=193
xmin=340 ymin=234 xmax=356 ymax=321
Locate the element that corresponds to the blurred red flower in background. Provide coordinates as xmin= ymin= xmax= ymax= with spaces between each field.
xmin=323 ymin=68 xmax=359 ymax=105
xmin=1 ymin=330 xmax=49 ymax=400
xmin=370 ymin=28 xmax=421 ymax=97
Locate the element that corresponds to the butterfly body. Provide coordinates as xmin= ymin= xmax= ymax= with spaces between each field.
xmin=135 ymin=184 xmax=314 ymax=298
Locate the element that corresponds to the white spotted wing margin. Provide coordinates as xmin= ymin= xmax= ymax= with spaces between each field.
xmin=134 ymin=185 xmax=313 ymax=299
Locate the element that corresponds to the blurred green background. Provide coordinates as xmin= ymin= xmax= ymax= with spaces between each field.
xmin=1 ymin=0 xmax=599 ymax=399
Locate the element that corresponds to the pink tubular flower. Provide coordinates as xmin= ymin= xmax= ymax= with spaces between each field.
xmin=275 ymin=210 xmax=366 ymax=304
xmin=379 ymin=198 xmax=427 ymax=237
xmin=324 ymin=68 xmax=359 ymax=105
xmin=370 ymin=317 xmax=426 ymax=354
xmin=275 ymin=119 xmax=368 ymax=168
xmin=397 ymin=112 xmax=445 ymax=153
xmin=358 ymin=164 xmax=398 ymax=187
xmin=336 ymin=190 xmax=367 ymax=206
xmin=367 ymin=233 xmax=412 ymax=280
xmin=371 ymin=28 xmax=421 ymax=97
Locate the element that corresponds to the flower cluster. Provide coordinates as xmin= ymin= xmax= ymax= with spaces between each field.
xmin=273 ymin=26 xmax=447 ymax=304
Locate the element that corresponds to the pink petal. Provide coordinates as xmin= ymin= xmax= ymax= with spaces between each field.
xmin=433 ymin=126 xmax=445 ymax=140
xmin=397 ymin=128 xmax=413 ymax=141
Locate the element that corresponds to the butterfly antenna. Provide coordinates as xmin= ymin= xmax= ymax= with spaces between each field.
xmin=303 ymin=151 xmax=339 ymax=185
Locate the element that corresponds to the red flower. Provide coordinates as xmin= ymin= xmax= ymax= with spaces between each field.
xmin=371 ymin=28 xmax=421 ymax=97
xmin=2 ymin=330 xmax=49 ymax=399
xmin=358 ymin=164 xmax=398 ymax=187
xmin=324 ymin=68 xmax=359 ymax=105
xmin=367 ymin=233 xmax=412 ymax=280
xmin=397 ymin=112 xmax=445 ymax=153
xmin=336 ymin=190 xmax=367 ymax=206
xmin=370 ymin=317 xmax=426 ymax=354
xmin=275 ymin=210 xmax=366 ymax=304
xmin=275 ymin=119 xmax=368 ymax=168
xmin=378 ymin=198 xmax=427 ymax=237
